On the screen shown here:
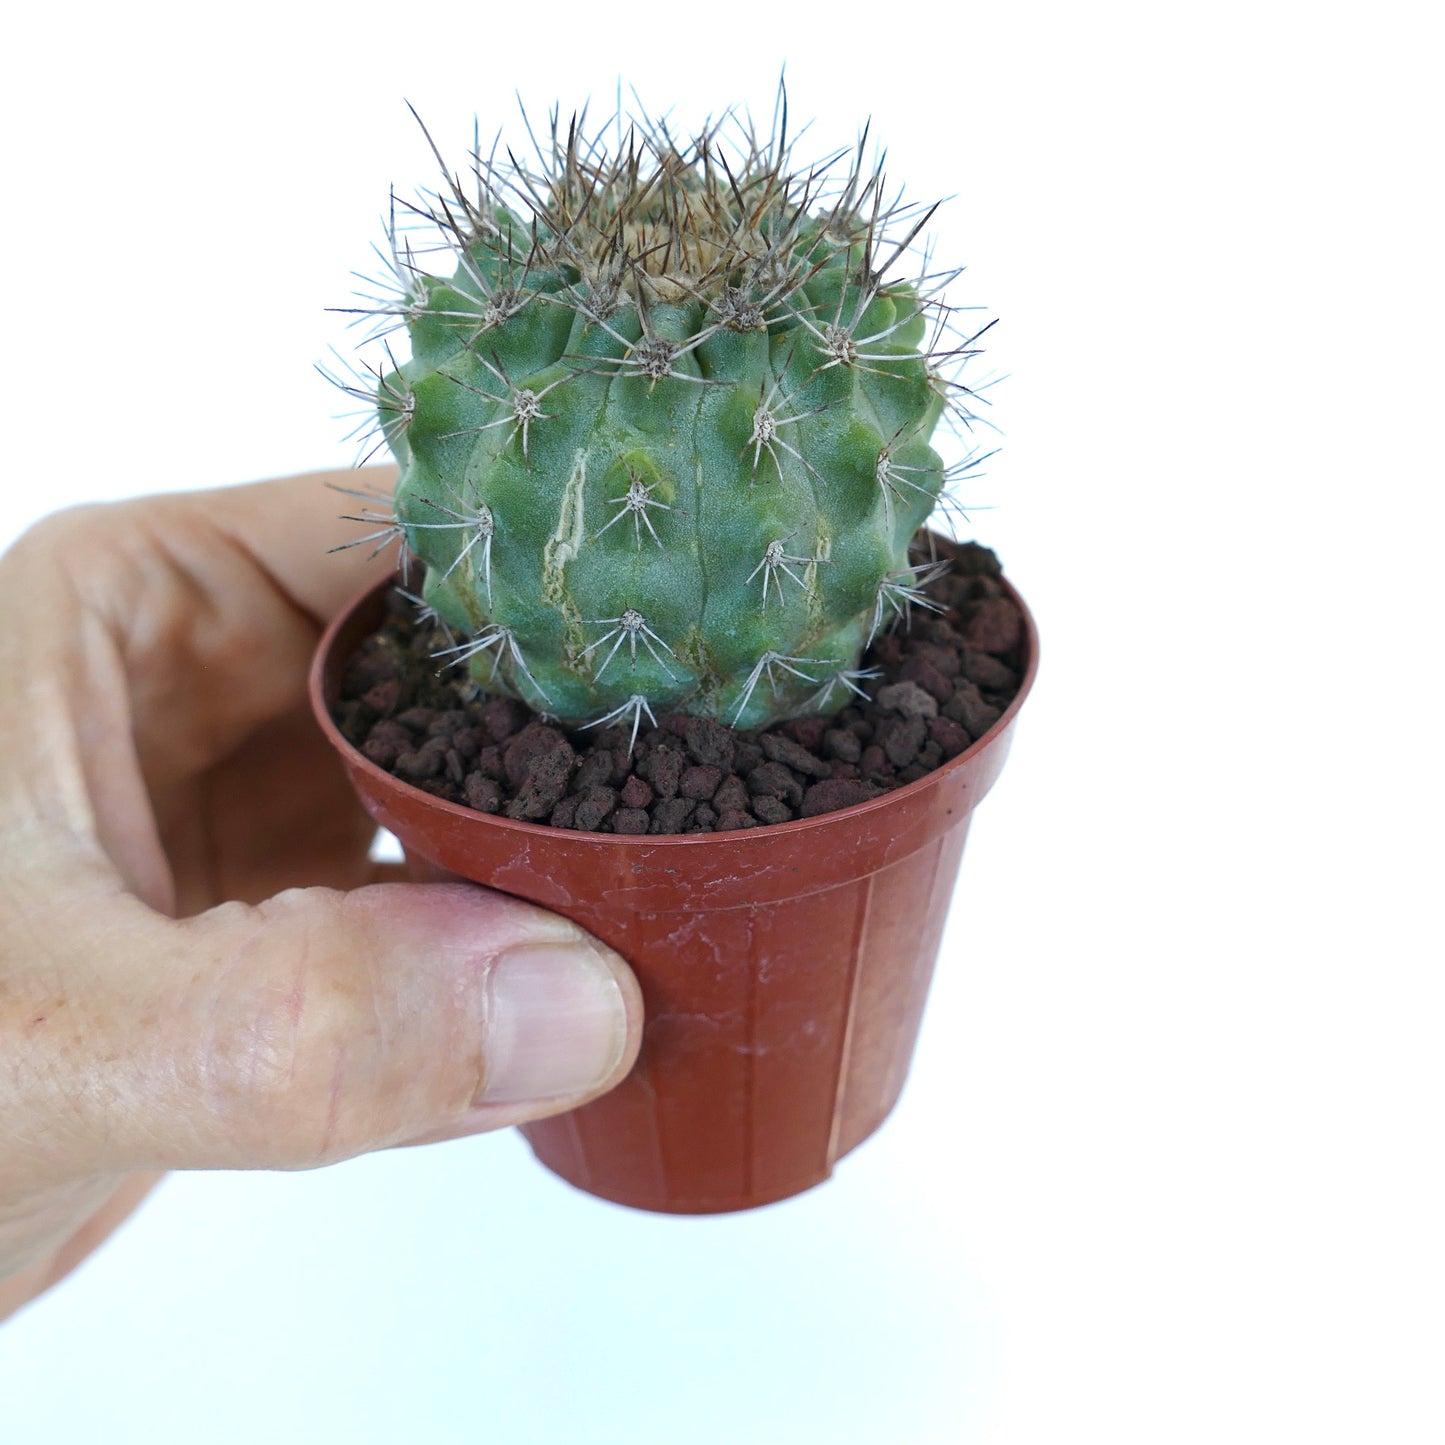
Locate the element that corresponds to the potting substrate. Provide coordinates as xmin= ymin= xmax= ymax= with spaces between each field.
xmin=332 ymin=540 xmax=1025 ymax=834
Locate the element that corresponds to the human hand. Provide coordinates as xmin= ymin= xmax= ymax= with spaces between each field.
xmin=0 ymin=469 xmax=642 ymax=1321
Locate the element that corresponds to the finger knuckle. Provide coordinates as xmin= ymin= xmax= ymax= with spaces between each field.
xmin=198 ymin=892 xmax=388 ymax=1169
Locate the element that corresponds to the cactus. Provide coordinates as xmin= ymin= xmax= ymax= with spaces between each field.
xmin=329 ymin=89 xmax=996 ymax=734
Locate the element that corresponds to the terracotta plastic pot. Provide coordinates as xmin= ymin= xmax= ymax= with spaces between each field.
xmin=310 ymin=571 xmax=1037 ymax=1214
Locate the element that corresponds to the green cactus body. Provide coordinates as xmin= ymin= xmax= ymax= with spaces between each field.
xmin=340 ymin=99 xmax=992 ymax=732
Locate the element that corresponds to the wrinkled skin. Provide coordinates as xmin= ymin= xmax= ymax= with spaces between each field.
xmin=0 ymin=468 xmax=642 ymax=1322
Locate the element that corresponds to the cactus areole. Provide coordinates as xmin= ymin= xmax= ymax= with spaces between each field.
xmin=331 ymin=93 xmax=997 ymax=734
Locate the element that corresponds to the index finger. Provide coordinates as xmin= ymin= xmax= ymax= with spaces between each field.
xmin=192 ymin=464 xmax=402 ymax=625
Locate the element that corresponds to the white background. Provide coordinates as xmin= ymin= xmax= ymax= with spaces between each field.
xmin=1 ymin=3 xmax=1440 ymax=1442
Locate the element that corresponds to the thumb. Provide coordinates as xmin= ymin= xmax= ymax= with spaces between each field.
xmin=38 ymin=882 xmax=642 ymax=1174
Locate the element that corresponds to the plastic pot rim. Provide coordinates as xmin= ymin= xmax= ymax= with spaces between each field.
xmin=308 ymin=572 xmax=1039 ymax=849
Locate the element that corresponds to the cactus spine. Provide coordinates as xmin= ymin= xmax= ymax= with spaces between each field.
xmin=333 ymin=90 xmax=995 ymax=731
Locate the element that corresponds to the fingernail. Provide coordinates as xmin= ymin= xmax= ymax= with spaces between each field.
xmin=479 ymin=941 xmax=630 ymax=1104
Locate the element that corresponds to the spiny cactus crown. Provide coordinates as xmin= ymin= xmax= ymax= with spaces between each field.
xmin=327 ymin=90 xmax=997 ymax=735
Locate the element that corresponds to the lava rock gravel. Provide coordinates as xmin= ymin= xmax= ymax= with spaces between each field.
xmin=333 ymin=541 xmax=1025 ymax=834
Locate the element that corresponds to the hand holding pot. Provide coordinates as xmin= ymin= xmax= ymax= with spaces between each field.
xmin=0 ymin=469 xmax=642 ymax=1322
